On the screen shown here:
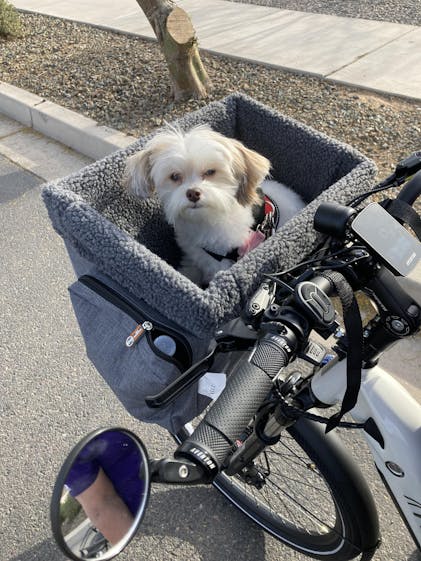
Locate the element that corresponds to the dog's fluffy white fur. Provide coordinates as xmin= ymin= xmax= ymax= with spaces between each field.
xmin=125 ymin=125 xmax=305 ymax=285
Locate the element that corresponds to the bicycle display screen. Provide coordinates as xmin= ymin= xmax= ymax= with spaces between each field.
xmin=350 ymin=203 xmax=421 ymax=277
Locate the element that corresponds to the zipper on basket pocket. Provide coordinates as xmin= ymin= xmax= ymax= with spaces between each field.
xmin=78 ymin=275 xmax=192 ymax=370
xmin=126 ymin=321 xmax=153 ymax=348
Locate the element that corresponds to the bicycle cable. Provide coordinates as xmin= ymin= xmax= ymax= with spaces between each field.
xmin=264 ymin=244 xmax=366 ymax=280
xmin=254 ymin=394 xmax=365 ymax=433
xmin=275 ymin=395 xmax=366 ymax=430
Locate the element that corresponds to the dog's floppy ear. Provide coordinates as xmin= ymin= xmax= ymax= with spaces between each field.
xmin=124 ymin=150 xmax=155 ymax=198
xmin=231 ymin=141 xmax=271 ymax=206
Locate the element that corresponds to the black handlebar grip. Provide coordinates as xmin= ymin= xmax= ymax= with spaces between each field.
xmin=177 ymin=335 xmax=290 ymax=469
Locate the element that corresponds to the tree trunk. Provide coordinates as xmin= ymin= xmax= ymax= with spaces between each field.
xmin=135 ymin=0 xmax=211 ymax=101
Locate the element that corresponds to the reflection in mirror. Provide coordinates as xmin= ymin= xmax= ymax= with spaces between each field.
xmin=51 ymin=428 xmax=150 ymax=561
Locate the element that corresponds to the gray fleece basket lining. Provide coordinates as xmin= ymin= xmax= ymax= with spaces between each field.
xmin=42 ymin=94 xmax=376 ymax=431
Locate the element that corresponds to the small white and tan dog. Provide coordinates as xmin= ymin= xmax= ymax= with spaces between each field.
xmin=125 ymin=125 xmax=305 ymax=285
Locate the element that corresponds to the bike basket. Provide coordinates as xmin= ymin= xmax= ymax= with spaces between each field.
xmin=42 ymin=93 xmax=377 ymax=432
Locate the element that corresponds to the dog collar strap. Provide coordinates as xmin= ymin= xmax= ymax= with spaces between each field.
xmin=203 ymin=228 xmax=266 ymax=263
xmin=264 ymin=195 xmax=279 ymax=223
xmin=238 ymin=229 xmax=266 ymax=258
xmin=203 ymin=247 xmax=240 ymax=262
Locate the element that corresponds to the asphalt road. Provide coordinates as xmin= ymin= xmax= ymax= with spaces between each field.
xmin=0 ymin=179 xmax=420 ymax=561
xmin=0 ymin=155 xmax=41 ymax=203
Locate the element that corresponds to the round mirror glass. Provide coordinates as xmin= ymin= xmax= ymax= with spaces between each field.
xmin=51 ymin=428 xmax=150 ymax=560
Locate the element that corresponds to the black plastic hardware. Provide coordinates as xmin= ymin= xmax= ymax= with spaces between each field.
xmin=175 ymin=440 xmax=221 ymax=480
xmin=299 ymin=340 xmax=328 ymax=366
xmin=214 ymin=318 xmax=259 ymax=349
xmin=149 ymin=457 xmax=210 ymax=484
xmin=145 ymin=344 xmax=217 ymax=408
xmin=294 ymin=281 xmax=336 ymax=326
xmin=314 ymin=202 xmax=357 ymax=238
xmin=394 ymin=152 xmax=421 ymax=182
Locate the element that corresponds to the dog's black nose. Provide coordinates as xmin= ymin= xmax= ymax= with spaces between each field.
xmin=186 ymin=189 xmax=201 ymax=203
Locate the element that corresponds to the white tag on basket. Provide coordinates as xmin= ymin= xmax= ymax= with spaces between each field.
xmin=198 ymin=372 xmax=227 ymax=400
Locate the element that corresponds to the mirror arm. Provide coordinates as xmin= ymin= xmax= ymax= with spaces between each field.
xmin=149 ymin=457 xmax=212 ymax=485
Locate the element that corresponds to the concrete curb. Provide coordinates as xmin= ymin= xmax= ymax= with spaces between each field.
xmin=0 ymin=81 xmax=137 ymax=160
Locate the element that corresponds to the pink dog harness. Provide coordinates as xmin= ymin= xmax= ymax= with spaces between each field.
xmin=203 ymin=194 xmax=279 ymax=262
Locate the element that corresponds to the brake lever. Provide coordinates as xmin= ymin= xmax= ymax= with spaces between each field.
xmin=145 ymin=342 xmax=219 ymax=408
xmin=395 ymin=151 xmax=421 ymax=183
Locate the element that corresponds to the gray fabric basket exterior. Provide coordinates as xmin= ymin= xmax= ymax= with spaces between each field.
xmin=42 ymin=94 xmax=376 ymax=338
xmin=66 ymin=253 xmax=212 ymax=433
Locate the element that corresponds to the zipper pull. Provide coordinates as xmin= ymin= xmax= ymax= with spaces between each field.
xmin=126 ymin=321 xmax=153 ymax=347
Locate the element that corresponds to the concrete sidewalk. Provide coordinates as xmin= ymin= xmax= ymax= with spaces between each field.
xmin=11 ymin=0 xmax=421 ymax=102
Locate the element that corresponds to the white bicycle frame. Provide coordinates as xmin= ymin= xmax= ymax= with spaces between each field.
xmin=311 ymin=355 xmax=421 ymax=549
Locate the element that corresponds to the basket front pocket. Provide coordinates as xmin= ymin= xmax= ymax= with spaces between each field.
xmin=69 ymin=277 xmax=205 ymax=433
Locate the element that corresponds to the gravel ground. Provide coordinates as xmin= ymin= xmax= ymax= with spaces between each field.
xmin=227 ymin=0 xmax=421 ymax=26
xmin=1 ymin=13 xmax=421 ymax=182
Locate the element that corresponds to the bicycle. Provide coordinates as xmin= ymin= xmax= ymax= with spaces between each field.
xmin=51 ymin=153 xmax=421 ymax=561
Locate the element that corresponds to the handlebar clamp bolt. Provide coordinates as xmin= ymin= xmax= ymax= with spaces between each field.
xmin=178 ymin=465 xmax=190 ymax=479
xmin=390 ymin=319 xmax=405 ymax=333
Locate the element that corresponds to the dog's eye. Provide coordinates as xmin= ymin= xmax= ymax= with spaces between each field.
xmin=203 ymin=169 xmax=216 ymax=177
xmin=170 ymin=173 xmax=182 ymax=182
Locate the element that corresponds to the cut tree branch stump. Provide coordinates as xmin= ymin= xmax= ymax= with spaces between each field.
xmin=135 ymin=0 xmax=211 ymax=101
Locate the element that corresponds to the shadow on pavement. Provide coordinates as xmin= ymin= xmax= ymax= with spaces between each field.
xmin=9 ymin=500 xmax=420 ymax=561
xmin=135 ymin=485 xmax=266 ymax=561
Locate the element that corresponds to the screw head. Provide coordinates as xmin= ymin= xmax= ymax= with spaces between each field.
xmin=179 ymin=465 xmax=189 ymax=479
xmin=390 ymin=319 xmax=405 ymax=332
